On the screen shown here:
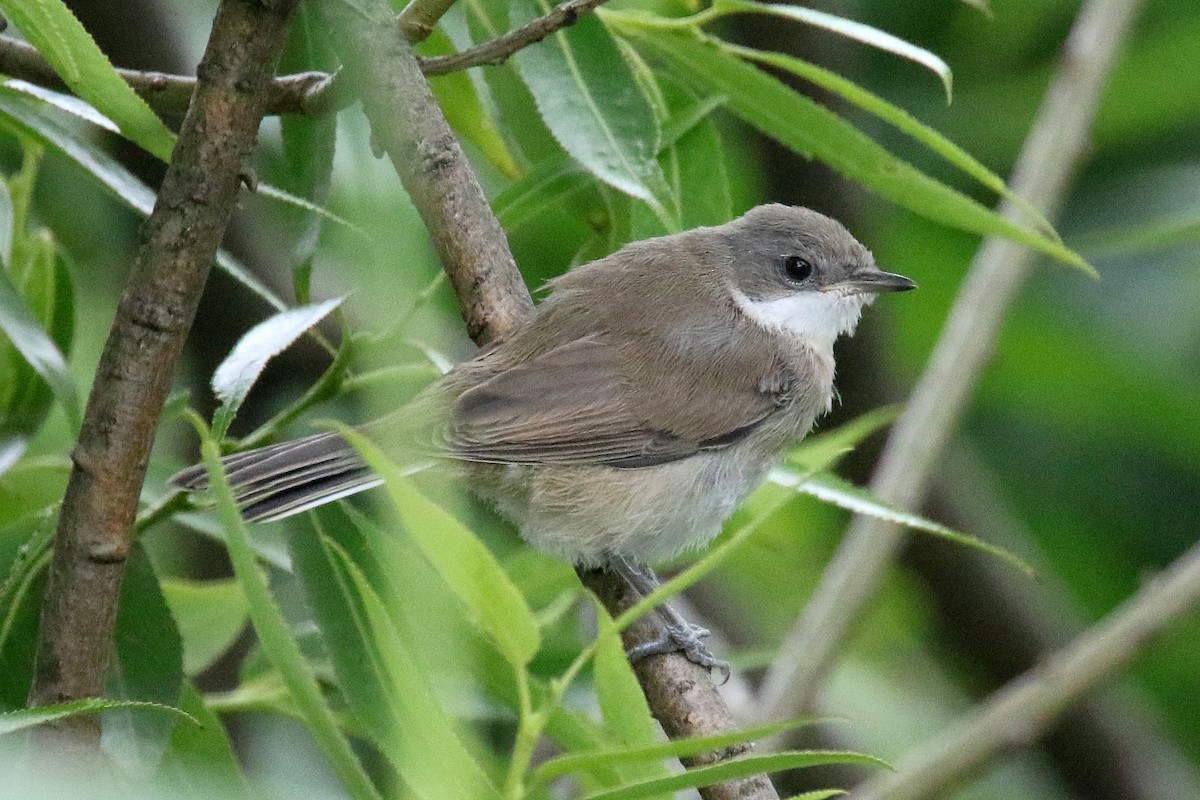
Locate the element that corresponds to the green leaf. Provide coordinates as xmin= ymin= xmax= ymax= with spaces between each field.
xmin=0 ymin=240 xmax=80 ymax=432
xmin=0 ymin=87 xmax=288 ymax=311
xmin=0 ymin=698 xmax=195 ymax=736
xmin=104 ymin=543 xmax=184 ymax=772
xmin=210 ymin=298 xmax=344 ymax=439
xmin=160 ymin=579 xmax=250 ymax=676
xmin=786 ymin=406 xmax=899 ymax=475
xmin=583 ymin=751 xmax=888 ymax=800
xmin=775 ymin=470 xmax=1034 ymax=575
xmin=0 ymin=0 xmax=176 ymax=160
xmin=784 ymin=792 xmax=846 ymax=800
xmin=614 ymin=24 xmax=1091 ymax=272
xmin=293 ymin=524 xmax=503 ymax=800
xmin=192 ymin=415 xmax=384 ymax=800
xmin=0 ymin=510 xmax=54 ymax=709
xmin=532 ymin=716 xmax=833 ymax=788
xmin=341 ymin=427 xmax=542 ymax=668
xmin=591 ymin=605 xmax=668 ymax=795
xmin=712 ymin=0 xmax=952 ymax=102
xmin=715 ymin=41 xmax=1056 ymax=241
xmin=492 ymin=95 xmax=725 ymax=232
xmin=157 ymin=682 xmax=255 ymax=799
xmin=510 ymin=0 xmax=672 ymax=220
xmin=651 ymin=81 xmax=730 ymax=231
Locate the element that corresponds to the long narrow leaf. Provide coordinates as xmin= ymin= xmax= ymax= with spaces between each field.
xmin=0 ymin=699 xmax=194 ymax=736
xmin=340 ymin=427 xmax=542 ymax=668
xmin=0 ymin=265 xmax=79 ymax=430
xmin=717 ymin=41 xmax=1056 ymax=240
xmin=713 ymin=0 xmax=952 ymax=101
xmin=193 ymin=415 xmax=383 ymax=800
xmin=583 ymin=751 xmax=888 ymax=800
xmin=210 ymin=298 xmax=344 ymax=438
xmin=510 ymin=0 xmax=673 ymax=221
xmin=775 ymin=469 xmax=1034 ymax=575
xmin=0 ymin=0 xmax=176 ymax=159
xmin=531 ymin=716 xmax=834 ymax=788
xmin=295 ymin=523 xmax=502 ymax=800
xmin=0 ymin=87 xmax=287 ymax=310
xmin=613 ymin=24 xmax=1091 ymax=272
xmin=492 ymin=95 xmax=725 ymax=230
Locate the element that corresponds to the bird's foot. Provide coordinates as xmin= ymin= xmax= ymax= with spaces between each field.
xmin=626 ymin=622 xmax=731 ymax=684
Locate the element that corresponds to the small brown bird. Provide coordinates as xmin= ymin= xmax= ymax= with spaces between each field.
xmin=174 ymin=204 xmax=914 ymax=670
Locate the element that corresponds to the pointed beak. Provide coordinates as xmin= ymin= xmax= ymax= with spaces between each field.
xmin=835 ymin=268 xmax=917 ymax=294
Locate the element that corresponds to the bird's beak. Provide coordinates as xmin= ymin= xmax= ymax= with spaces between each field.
xmin=829 ymin=268 xmax=917 ymax=294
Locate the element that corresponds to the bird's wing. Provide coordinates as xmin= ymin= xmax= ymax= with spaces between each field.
xmin=441 ymin=334 xmax=793 ymax=468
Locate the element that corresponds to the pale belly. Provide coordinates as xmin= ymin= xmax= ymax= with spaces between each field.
xmin=470 ymin=443 xmax=779 ymax=568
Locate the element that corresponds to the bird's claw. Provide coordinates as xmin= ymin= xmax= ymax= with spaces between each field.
xmin=627 ymin=622 xmax=731 ymax=684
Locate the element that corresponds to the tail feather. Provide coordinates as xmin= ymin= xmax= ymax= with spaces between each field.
xmin=171 ymin=432 xmax=380 ymax=522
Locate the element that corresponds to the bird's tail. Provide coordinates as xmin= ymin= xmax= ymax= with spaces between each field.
xmin=171 ymin=432 xmax=382 ymax=523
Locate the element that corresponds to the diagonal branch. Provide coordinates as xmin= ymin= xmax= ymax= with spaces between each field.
xmin=0 ymin=0 xmax=611 ymax=117
xmin=753 ymin=0 xmax=1145 ymax=723
xmin=851 ymin=535 xmax=1200 ymax=800
xmin=27 ymin=0 xmax=299 ymax=741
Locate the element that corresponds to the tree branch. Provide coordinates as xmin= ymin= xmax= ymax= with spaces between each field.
xmin=580 ymin=569 xmax=779 ymax=800
xmin=0 ymin=33 xmax=327 ymax=117
xmin=316 ymin=0 xmax=772 ymax=796
xmin=754 ymin=0 xmax=1145 ymax=722
xmin=0 ymin=0 xmax=610 ymax=117
xmin=27 ymin=0 xmax=298 ymax=741
xmin=418 ymin=0 xmax=612 ymax=75
xmin=397 ymin=0 xmax=460 ymax=44
xmin=850 ymin=535 xmax=1200 ymax=800
xmin=315 ymin=0 xmax=530 ymax=344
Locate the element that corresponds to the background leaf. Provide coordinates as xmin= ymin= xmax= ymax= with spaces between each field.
xmin=511 ymin=0 xmax=673 ymax=221
xmin=103 ymin=542 xmax=184 ymax=773
xmin=613 ymin=23 xmax=1090 ymax=271
xmin=0 ymin=238 xmax=79 ymax=432
xmin=0 ymin=0 xmax=176 ymax=159
xmin=160 ymin=578 xmax=249 ymax=676
xmin=210 ymin=298 xmax=343 ymax=438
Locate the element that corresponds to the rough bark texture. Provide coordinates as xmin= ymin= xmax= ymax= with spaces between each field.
xmin=580 ymin=568 xmax=778 ymax=800
xmin=318 ymin=0 xmax=531 ymax=345
xmin=27 ymin=0 xmax=299 ymax=740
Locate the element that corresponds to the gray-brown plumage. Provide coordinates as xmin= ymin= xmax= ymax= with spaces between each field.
xmin=174 ymin=204 xmax=914 ymax=569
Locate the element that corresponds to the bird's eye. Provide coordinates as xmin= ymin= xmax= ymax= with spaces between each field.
xmin=782 ymin=255 xmax=813 ymax=282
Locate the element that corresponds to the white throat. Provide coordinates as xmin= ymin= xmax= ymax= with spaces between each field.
xmin=733 ymin=288 xmax=869 ymax=357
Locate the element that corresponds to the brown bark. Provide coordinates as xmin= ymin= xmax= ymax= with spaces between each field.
xmin=28 ymin=0 xmax=299 ymax=742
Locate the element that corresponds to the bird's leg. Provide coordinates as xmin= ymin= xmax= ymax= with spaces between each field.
xmin=611 ymin=557 xmax=730 ymax=682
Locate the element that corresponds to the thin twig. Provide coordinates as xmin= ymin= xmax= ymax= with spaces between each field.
xmin=26 ymin=0 xmax=299 ymax=741
xmin=397 ymin=0 xmax=460 ymax=43
xmin=419 ymin=0 xmax=612 ymax=75
xmin=0 ymin=0 xmax=610 ymax=118
xmin=851 ymin=535 xmax=1200 ymax=800
xmin=753 ymin=0 xmax=1145 ymax=723
xmin=0 ymin=34 xmax=328 ymax=117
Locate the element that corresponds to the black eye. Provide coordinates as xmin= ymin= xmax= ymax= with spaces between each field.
xmin=782 ymin=255 xmax=813 ymax=282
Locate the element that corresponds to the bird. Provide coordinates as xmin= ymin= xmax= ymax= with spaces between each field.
xmin=173 ymin=204 xmax=915 ymax=671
